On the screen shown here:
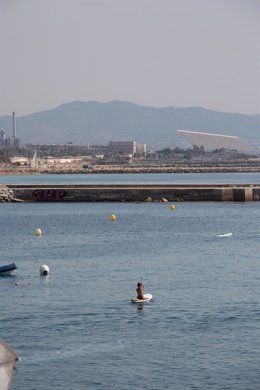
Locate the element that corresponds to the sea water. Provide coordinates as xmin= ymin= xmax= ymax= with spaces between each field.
xmin=0 ymin=171 xmax=260 ymax=185
xmin=1 ymin=199 xmax=260 ymax=389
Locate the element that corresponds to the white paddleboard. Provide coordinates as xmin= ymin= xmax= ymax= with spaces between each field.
xmin=131 ymin=293 xmax=153 ymax=303
xmin=216 ymin=232 xmax=232 ymax=237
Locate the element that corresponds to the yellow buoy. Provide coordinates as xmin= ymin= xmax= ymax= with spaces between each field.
xmin=110 ymin=214 xmax=116 ymax=222
xmin=170 ymin=204 xmax=175 ymax=211
xmin=35 ymin=228 xmax=42 ymax=237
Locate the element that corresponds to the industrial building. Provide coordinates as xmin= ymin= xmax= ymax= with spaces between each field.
xmin=136 ymin=143 xmax=147 ymax=157
xmin=108 ymin=141 xmax=147 ymax=157
xmin=0 ymin=112 xmax=21 ymax=149
xmin=25 ymin=141 xmax=147 ymax=158
xmin=109 ymin=141 xmax=136 ymax=155
xmin=178 ymin=130 xmax=253 ymax=153
xmin=25 ymin=143 xmax=107 ymax=156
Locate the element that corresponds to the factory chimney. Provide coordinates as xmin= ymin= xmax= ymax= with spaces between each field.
xmin=12 ymin=111 xmax=16 ymax=141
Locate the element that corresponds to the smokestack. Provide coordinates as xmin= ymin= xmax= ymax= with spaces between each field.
xmin=12 ymin=111 xmax=16 ymax=140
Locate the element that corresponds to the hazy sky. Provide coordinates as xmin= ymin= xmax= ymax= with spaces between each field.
xmin=0 ymin=0 xmax=259 ymax=116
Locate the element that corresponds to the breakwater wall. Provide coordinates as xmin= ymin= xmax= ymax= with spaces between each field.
xmin=0 ymin=184 xmax=20 ymax=202
xmin=7 ymin=184 xmax=260 ymax=202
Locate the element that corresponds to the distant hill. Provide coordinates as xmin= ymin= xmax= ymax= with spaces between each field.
xmin=0 ymin=101 xmax=259 ymax=148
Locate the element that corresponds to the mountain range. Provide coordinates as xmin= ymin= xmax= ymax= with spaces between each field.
xmin=0 ymin=101 xmax=259 ymax=148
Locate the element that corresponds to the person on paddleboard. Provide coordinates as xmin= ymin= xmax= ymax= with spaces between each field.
xmin=136 ymin=281 xmax=144 ymax=300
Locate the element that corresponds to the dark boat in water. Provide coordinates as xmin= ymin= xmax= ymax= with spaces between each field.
xmin=0 ymin=263 xmax=17 ymax=275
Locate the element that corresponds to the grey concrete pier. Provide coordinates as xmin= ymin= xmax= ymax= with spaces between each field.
xmin=7 ymin=184 xmax=260 ymax=202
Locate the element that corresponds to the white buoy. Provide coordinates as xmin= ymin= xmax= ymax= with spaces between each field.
xmin=39 ymin=264 xmax=49 ymax=276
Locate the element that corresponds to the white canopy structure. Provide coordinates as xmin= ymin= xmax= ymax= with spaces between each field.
xmin=0 ymin=340 xmax=19 ymax=390
xmin=178 ymin=130 xmax=253 ymax=152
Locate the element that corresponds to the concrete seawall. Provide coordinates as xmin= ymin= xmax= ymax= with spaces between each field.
xmin=7 ymin=184 xmax=260 ymax=202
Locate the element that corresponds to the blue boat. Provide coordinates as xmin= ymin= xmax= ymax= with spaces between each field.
xmin=0 ymin=263 xmax=17 ymax=275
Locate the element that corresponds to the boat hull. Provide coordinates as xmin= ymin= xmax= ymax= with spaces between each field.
xmin=0 ymin=263 xmax=17 ymax=275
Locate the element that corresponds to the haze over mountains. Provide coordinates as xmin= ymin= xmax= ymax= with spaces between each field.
xmin=0 ymin=101 xmax=259 ymax=148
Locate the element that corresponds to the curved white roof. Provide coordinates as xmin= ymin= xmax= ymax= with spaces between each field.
xmin=178 ymin=130 xmax=253 ymax=152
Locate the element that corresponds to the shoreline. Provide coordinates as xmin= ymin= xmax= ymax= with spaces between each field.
xmin=2 ymin=164 xmax=260 ymax=175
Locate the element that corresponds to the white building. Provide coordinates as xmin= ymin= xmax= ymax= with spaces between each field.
xmin=136 ymin=143 xmax=147 ymax=157
xmin=178 ymin=130 xmax=253 ymax=153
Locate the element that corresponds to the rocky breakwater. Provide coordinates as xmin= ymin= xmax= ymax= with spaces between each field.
xmin=0 ymin=184 xmax=21 ymax=202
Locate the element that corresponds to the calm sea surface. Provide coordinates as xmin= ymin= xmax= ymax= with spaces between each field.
xmin=1 ymin=173 xmax=260 ymax=389
xmin=0 ymin=171 xmax=260 ymax=184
